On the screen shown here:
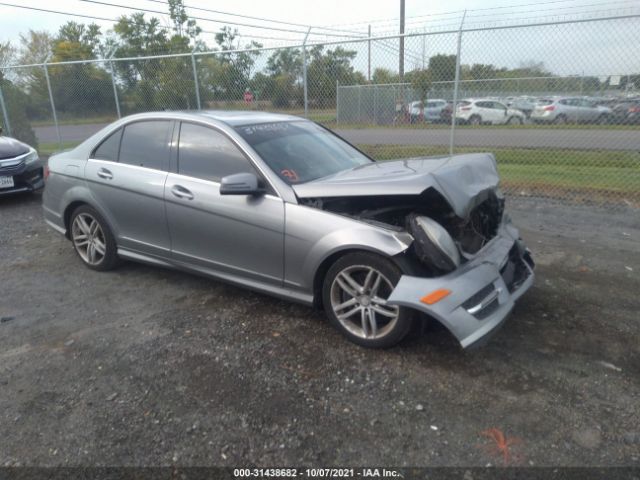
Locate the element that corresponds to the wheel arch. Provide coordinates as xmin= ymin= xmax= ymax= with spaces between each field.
xmin=311 ymin=246 xmax=412 ymax=309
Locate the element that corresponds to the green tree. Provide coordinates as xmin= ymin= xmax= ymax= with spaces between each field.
xmin=411 ymin=69 xmax=431 ymax=119
xmin=0 ymin=75 xmax=38 ymax=147
xmin=213 ymin=27 xmax=262 ymax=101
xmin=307 ymin=45 xmax=363 ymax=108
xmin=264 ymin=48 xmax=303 ymax=108
xmin=372 ymin=68 xmax=399 ymax=85
xmin=49 ymin=22 xmax=113 ymax=118
xmin=428 ymin=54 xmax=457 ymax=83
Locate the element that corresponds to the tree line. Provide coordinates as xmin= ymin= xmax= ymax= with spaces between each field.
xmin=0 ymin=0 xmax=637 ymax=145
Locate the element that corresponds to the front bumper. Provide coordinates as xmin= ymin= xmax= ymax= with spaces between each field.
xmin=387 ymin=220 xmax=535 ymax=349
xmin=0 ymin=157 xmax=44 ymax=196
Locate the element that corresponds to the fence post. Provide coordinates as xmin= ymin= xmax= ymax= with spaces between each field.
xmin=191 ymin=52 xmax=201 ymax=110
xmin=336 ymin=80 xmax=340 ymax=124
xmin=107 ymin=49 xmax=121 ymax=119
xmin=449 ymin=10 xmax=466 ymax=156
xmin=302 ymin=27 xmax=311 ymax=118
xmin=0 ymin=82 xmax=11 ymax=137
xmin=43 ymin=57 xmax=62 ymax=148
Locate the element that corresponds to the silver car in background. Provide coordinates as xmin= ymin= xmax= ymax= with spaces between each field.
xmin=43 ymin=111 xmax=534 ymax=349
xmin=531 ymin=97 xmax=612 ymax=124
xmin=409 ymin=99 xmax=449 ymax=123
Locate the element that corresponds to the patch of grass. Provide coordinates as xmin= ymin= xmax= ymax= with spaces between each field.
xmin=39 ymin=141 xmax=80 ymax=156
xmin=358 ymin=144 xmax=640 ymax=198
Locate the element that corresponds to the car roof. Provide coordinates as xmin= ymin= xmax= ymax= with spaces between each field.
xmin=123 ymin=110 xmax=304 ymax=127
xmin=193 ymin=110 xmax=302 ymax=126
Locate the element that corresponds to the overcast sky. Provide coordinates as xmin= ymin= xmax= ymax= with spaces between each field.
xmin=1 ymin=0 xmax=639 ymax=75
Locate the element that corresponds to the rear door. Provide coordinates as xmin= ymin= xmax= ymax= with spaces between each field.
xmin=164 ymin=121 xmax=285 ymax=285
xmin=85 ymin=120 xmax=173 ymax=257
xmin=491 ymin=101 xmax=509 ymax=124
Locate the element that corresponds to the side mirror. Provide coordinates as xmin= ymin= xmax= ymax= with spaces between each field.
xmin=220 ymin=172 xmax=264 ymax=196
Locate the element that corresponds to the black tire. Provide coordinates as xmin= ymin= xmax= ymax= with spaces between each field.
xmin=597 ymin=114 xmax=610 ymax=125
xmin=508 ymin=116 xmax=523 ymax=125
xmin=469 ymin=115 xmax=482 ymax=126
xmin=69 ymin=205 xmax=119 ymax=271
xmin=322 ymin=252 xmax=414 ymax=348
xmin=554 ymin=114 xmax=567 ymax=125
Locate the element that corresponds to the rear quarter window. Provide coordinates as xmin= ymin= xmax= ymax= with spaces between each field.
xmin=92 ymin=128 xmax=122 ymax=161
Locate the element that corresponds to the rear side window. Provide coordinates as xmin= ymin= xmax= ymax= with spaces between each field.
xmin=93 ymin=128 xmax=122 ymax=161
xmin=178 ymin=122 xmax=257 ymax=182
xmin=119 ymin=120 xmax=172 ymax=171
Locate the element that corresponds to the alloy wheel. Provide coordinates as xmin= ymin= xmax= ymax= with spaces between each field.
xmin=330 ymin=265 xmax=400 ymax=340
xmin=71 ymin=213 xmax=107 ymax=266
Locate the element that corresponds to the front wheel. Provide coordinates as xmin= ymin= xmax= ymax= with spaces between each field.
xmin=508 ymin=116 xmax=523 ymax=125
xmin=70 ymin=205 xmax=119 ymax=271
xmin=322 ymin=252 xmax=413 ymax=348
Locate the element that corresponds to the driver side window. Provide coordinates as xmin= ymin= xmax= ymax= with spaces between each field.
xmin=177 ymin=122 xmax=258 ymax=182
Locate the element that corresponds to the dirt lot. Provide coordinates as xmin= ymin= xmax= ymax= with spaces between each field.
xmin=0 ymin=193 xmax=638 ymax=467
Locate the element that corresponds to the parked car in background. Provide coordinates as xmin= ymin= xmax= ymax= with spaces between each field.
xmin=504 ymin=96 xmax=537 ymax=118
xmin=610 ymin=98 xmax=640 ymax=124
xmin=0 ymin=127 xmax=44 ymax=196
xmin=455 ymin=99 xmax=526 ymax=125
xmin=530 ymin=97 xmax=612 ymax=124
xmin=439 ymin=101 xmax=453 ymax=124
xmin=409 ymin=99 xmax=449 ymax=123
xmin=42 ymin=111 xmax=534 ymax=349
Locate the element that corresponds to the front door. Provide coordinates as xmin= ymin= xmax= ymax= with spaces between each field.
xmin=165 ymin=122 xmax=285 ymax=285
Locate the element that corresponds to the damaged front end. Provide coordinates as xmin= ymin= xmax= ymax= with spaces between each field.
xmin=295 ymin=153 xmax=535 ymax=348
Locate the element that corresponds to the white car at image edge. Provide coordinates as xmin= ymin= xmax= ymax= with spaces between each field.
xmin=455 ymin=99 xmax=526 ymax=125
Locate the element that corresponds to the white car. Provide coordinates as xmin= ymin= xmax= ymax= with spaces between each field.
xmin=455 ymin=99 xmax=525 ymax=125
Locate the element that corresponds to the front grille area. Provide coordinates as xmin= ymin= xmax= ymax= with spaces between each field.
xmin=462 ymin=284 xmax=495 ymax=310
xmin=474 ymin=298 xmax=500 ymax=320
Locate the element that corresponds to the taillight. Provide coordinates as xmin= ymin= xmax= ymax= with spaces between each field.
xmin=460 ymin=107 xmax=471 ymax=111
xmin=629 ymin=106 xmax=640 ymax=113
xmin=44 ymin=164 xmax=50 ymax=180
xmin=543 ymin=105 xmax=555 ymax=111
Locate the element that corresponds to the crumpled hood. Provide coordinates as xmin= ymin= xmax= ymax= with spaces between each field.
xmin=292 ymin=153 xmax=500 ymax=219
xmin=0 ymin=136 xmax=30 ymax=160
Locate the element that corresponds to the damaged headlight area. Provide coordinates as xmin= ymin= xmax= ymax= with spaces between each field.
xmin=406 ymin=213 xmax=460 ymax=274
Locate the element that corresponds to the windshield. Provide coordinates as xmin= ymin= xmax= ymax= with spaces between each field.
xmin=235 ymin=121 xmax=372 ymax=184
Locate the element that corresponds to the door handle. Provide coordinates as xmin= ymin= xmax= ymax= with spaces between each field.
xmin=171 ymin=185 xmax=194 ymax=200
xmin=97 ymin=168 xmax=113 ymax=180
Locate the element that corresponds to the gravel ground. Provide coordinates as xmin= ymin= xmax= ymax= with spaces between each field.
xmin=0 ymin=193 xmax=638 ymax=467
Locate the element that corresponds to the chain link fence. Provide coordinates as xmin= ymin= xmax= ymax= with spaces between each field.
xmin=1 ymin=14 xmax=639 ymax=209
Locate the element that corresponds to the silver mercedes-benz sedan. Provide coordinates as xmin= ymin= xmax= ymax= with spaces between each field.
xmin=42 ymin=111 xmax=534 ymax=349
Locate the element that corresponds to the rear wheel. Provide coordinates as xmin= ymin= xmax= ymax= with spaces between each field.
xmin=322 ymin=252 xmax=413 ymax=348
xmin=554 ymin=114 xmax=568 ymax=125
xmin=70 ymin=205 xmax=119 ymax=271
xmin=508 ymin=116 xmax=523 ymax=125
xmin=469 ymin=115 xmax=482 ymax=126
xmin=597 ymin=114 xmax=610 ymax=125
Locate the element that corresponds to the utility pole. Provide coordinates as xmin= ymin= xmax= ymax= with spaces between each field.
xmin=399 ymin=0 xmax=405 ymax=81
xmin=367 ymin=25 xmax=371 ymax=82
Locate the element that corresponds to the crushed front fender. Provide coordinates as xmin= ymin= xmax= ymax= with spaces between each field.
xmin=387 ymin=220 xmax=535 ymax=348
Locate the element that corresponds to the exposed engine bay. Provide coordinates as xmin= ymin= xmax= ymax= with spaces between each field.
xmin=300 ymin=187 xmax=505 ymax=275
